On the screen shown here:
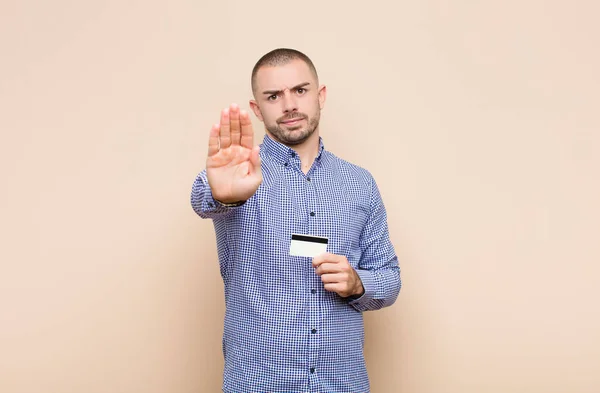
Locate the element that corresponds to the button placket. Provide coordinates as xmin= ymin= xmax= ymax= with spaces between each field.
xmin=306 ymin=166 xmax=320 ymax=384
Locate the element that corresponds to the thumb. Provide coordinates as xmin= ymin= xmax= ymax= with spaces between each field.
xmin=249 ymin=145 xmax=262 ymax=176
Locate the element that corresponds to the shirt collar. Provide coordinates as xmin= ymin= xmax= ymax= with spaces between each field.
xmin=261 ymin=134 xmax=326 ymax=166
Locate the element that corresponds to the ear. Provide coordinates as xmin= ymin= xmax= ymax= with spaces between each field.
xmin=249 ymin=99 xmax=264 ymax=122
xmin=318 ymin=85 xmax=327 ymax=110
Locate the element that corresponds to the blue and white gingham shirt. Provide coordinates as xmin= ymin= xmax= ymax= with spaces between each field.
xmin=191 ymin=134 xmax=401 ymax=393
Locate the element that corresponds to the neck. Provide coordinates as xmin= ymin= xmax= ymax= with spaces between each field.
xmin=293 ymin=133 xmax=320 ymax=174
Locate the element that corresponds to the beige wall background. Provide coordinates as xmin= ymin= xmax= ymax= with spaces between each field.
xmin=1 ymin=1 xmax=599 ymax=392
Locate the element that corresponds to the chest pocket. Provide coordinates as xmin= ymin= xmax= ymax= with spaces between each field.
xmin=316 ymin=181 xmax=370 ymax=263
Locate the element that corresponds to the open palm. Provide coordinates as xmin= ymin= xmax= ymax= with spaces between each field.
xmin=206 ymin=103 xmax=262 ymax=204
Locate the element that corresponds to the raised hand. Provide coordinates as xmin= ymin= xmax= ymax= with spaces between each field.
xmin=206 ymin=103 xmax=262 ymax=204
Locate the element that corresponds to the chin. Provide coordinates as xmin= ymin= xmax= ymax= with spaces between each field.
xmin=268 ymin=122 xmax=318 ymax=146
xmin=284 ymin=137 xmax=308 ymax=146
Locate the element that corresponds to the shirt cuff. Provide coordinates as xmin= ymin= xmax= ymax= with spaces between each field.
xmin=347 ymin=269 xmax=376 ymax=310
xmin=203 ymin=188 xmax=245 ymax=213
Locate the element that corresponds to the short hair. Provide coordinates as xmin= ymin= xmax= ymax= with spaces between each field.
xmin=251 ymin=48 xmax=319 ymax=94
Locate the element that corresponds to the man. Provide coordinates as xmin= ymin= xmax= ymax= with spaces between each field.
xmin=190 ymin=48 xmax=401 ymax=393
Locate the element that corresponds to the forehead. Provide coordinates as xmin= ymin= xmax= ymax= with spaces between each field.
xmin=254 ymin=59 xmax=317 ymax=90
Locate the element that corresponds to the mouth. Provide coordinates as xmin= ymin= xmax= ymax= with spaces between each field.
xmin=280 ymin=118 xmax=305 ymax=126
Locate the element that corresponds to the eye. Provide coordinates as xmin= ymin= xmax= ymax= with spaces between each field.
xmin=267 ymin=94 xmax=278 ymax=101
xmin=296 ymin=88 xmax=306 ymax=95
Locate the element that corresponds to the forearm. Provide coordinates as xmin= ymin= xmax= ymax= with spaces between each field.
xmin=190 ymin=171 xmax=243 ymax=219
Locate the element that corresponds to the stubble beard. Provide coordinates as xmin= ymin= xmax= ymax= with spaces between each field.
xmin=266 ymin=110 xmax=320 ymax=146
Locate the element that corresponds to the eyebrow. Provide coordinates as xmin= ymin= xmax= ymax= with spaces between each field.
xmin=262 ymin=82 xmax=311 ymax=95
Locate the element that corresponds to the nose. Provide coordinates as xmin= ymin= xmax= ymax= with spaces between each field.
xmin=281 ymin=90 xmax=298 ymax=113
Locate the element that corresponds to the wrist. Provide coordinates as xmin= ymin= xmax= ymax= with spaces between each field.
xmin=214 ymin=198 xmax=246 ymax=207
xmin=354 ymin=283 xmax=364 ymax=297
xmin=352 ymin=272 xmax=365 ymax=297
xmin=211 ymin=191 xmax=246 ymax=206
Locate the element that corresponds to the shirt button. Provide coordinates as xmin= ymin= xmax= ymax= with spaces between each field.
xmin=311 ymin=289 xmax=316 ymax=294
xmin=310 ymin=212 xmax=315 ymax=217
xmin=208 ymin=202 xmax=214 ymax=208
xmin=311 ymin=328 xmax=317 ymax=334
xmin=310 ymin=367 xmax=315 ymax=374
xmin=307 ymin=177 xmax=311 ymax=181
xmin=284 ymin=163 xmax=288 ymax=167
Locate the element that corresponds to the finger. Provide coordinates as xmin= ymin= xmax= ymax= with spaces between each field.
xmin=315 ymin=263 xmax=341 ymax=275
xmin=323 ymin=283 xmax=343 ymax=294
xmin=220 ymin=108 xmax=231 ymax=148
xmin=240 ymin=109 xmax=254 ymax=149
xmin=229 ymin=103 xmax=241 ymax=146
xmin=208 ymin=123 xmax=220 ymax=157
xmin=320 ymin=273 xmax=345 ymax=284
xmin=312 ymin=253 xmax=338 ymax=268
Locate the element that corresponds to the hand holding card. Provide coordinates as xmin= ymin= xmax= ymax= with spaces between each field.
xmin=312 ymin=253 xmax=365 ymax=298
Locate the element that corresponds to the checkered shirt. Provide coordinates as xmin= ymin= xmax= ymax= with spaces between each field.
xmin=191 ymin=134 xmax=401 ymax=393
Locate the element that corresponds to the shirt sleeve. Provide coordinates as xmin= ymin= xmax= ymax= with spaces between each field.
xmin=348 ymin=174 xmax=401 ymax=312
xmin=190 ymin=170 xmax=245 ymax=219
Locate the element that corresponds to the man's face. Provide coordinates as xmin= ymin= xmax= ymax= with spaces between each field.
xmin=250 ymin=60 xmax=326 ymax=146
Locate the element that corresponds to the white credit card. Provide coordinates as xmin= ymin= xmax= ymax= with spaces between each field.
xmin=289 ymin=233 xmax=328 ymax=258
